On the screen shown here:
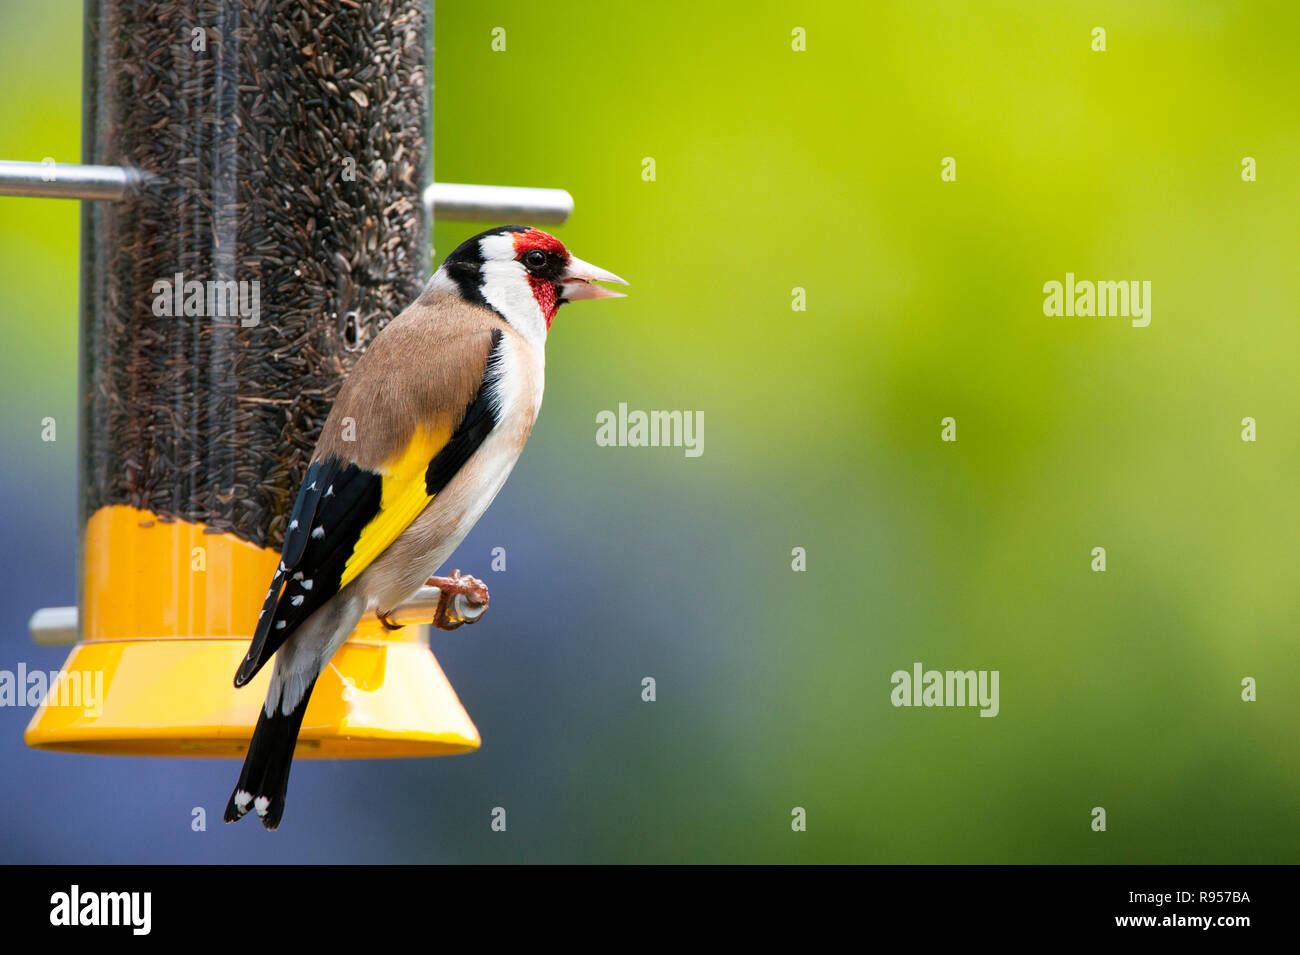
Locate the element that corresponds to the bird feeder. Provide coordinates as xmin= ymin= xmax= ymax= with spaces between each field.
xmin=4 ymin=0 xmax=572 ymax=757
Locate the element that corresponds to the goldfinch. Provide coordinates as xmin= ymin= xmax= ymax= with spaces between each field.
xmin=225 ymin=225 xmax=626 ymax=828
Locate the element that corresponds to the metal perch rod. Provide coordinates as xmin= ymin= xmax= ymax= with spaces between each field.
xmin=0 ymin=160 xmax=144 ymax=201
xmin=29 ymin=582 xmax=480 ymax=647
xmin=0 ymin=160 xmax=573 ymax=224
xmin=424 ymin=182 xmax=573 ymax=224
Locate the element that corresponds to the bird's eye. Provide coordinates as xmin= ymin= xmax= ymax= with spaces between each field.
xmin=521 ymin=249 xmax=547 ymax=270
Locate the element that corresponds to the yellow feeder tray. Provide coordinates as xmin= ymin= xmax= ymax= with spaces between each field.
xmin=24 ymin=505 xmax=481 ymax=758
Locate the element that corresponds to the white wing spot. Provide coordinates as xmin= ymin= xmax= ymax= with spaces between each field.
xmin=311 ymin=526 xmax=325 ymax=539
xmin=275 ymin=620 xmax=287 ymax=630
xmin=293 ymin=571 xmax=304 ymax=581
xmin=235 ymin=790 xmax=253 ymax=811
xmin=288 ymin=520 xmax=299 ymax=531
xmin=325 ymin=484 xmax=335 ymax=497
xmin=301 ymin=579 xmax=313 ymax=590
xmin=290 ymin=595 xmax=304 ymax=606
xmin=254 ymin=796 xmax=270 ymax=816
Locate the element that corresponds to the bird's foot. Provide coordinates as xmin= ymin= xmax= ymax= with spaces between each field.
xmin=426 ymin=570 xmax=489 ymax=631
xmin=377 ymin=610 xmax=404 ymax=631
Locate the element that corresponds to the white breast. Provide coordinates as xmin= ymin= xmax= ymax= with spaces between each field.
xmin=361 ymin=330 xmax=544 ymax=612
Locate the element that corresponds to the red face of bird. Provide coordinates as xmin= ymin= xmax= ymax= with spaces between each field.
xmin=434 ymin=225 xmax=627 ymax=342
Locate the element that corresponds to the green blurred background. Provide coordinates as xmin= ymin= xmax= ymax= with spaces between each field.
xmin=1 ymin=0 xmax=1296 ymax=862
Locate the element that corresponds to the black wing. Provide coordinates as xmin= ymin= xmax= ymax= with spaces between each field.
xmin=233 ymin=457 xmax=382 ymax=687
xmin=232 ymin=329 xmax=505 ymax=687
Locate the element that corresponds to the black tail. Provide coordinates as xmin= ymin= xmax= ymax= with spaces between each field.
xmin=224 ymin=680 xmax=317 ymax=830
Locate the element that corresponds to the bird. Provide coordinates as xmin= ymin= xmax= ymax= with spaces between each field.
xmin=224 ymin=225 xmax=627 ymax=828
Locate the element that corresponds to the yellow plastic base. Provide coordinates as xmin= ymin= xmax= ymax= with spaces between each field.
xmin=24 ymin=636 xmax=480 ymax=758
xmin=23 ymin=505 xmax=481 ymax=758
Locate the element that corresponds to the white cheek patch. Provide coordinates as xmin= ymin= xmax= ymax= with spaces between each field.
xmin=480 ymin=263 xmax=544 ymax=334
xmin=478 ymin=234 xmax=549 ymax=344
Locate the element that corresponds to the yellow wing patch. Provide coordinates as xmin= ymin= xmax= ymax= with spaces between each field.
xmin=339 ymin=425 xmax=450 ymax=590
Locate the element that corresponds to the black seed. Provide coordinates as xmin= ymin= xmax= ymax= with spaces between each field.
xmin=82 ymin=0 xmax=431 ymax=549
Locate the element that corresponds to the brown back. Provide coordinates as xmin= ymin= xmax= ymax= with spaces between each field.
xmin=313 ymin=294 xmax=506 ymax=470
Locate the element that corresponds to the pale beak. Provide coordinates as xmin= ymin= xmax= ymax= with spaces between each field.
xmin=560 ymin=255 xmax=629 ymax=301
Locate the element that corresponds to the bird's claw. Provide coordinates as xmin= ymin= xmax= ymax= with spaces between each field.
xmin=426 ymin=569 xmax=489 ymax=631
